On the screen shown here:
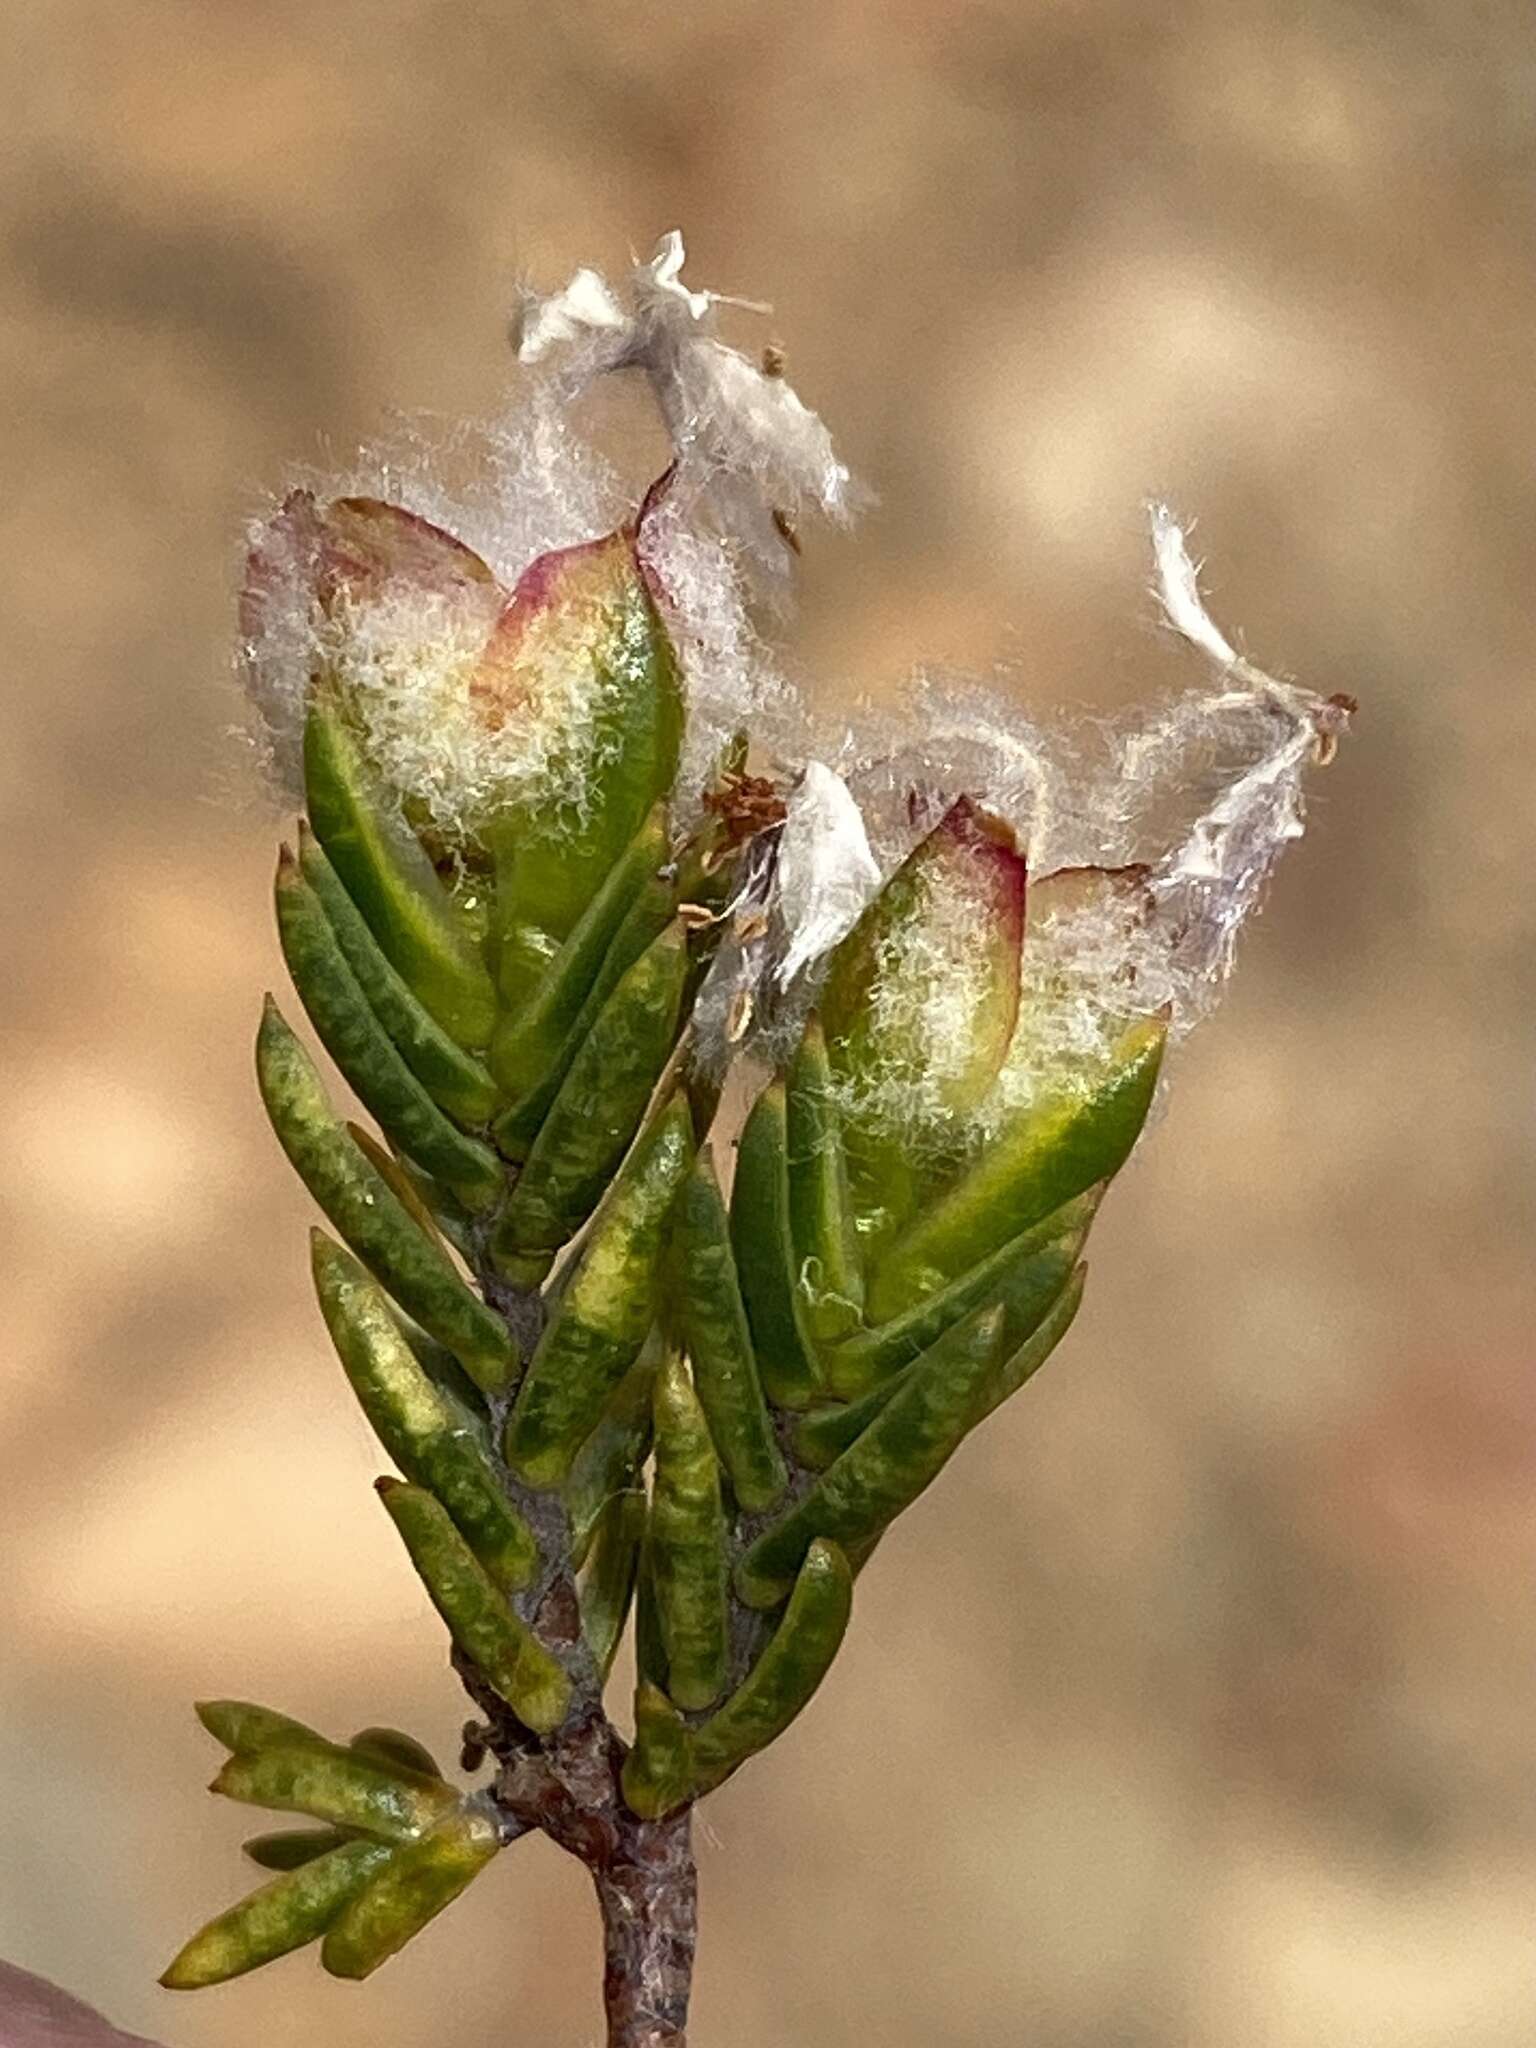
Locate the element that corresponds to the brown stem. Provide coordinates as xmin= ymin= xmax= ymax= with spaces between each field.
xmin=594 ymin=1807 xmax=698 ymax=2048
xmin=485 ymin=1726 xmax=698 ymax=2048
xmin=470 ymin=1266 xmax=698 ymax=2045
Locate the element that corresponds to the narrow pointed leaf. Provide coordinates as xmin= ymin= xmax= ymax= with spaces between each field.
xmin=729 ymin=1080 xmax=823 ymax=1411
xmin=868 ymin=1014 xmax=1166 ymax=1322
xmin=692 ymin=1539 xmax=853 ymax=1796
xmin=634 ymin=1529 xmax=669 ymax=1693
xmin=672 ymin=1153 xmax=786 ymax=1510
xmin=489 ymin=803 xmax=667 ymax=1078
xmin=798 ymin=1251 xmax=1085 ymax=1468
xmin=346 ymin=1122 xmax=453 ymax=1252
xmin=160 ymin=1839 xmax=393 ymax=1988
xmin=791 ymin=1383 xmax=900 ymax=1473
xmin=825 ymin=1187 xmax=1099 ymax=1399
xmin=312 ymin=1233 xmax=535 ymax=1589
xmin=376 ymin=1480 xmax=572 ymax=1736
xmin=321 ymin=1805 xmax=500 ymax=1980
xmin=349 ymin=1728 xmax=444 ymax=1781
xmin=786 ymin=1015 xmax=864 ymax=1341
xmin=492 ymin=871 xmax=676 ymax=1164
xmin=196 ymin=1700 xmax=327 ymax=1756
xmin=491 ymin=921 xmax=689 ymax=1286
xmin=504 ymin=1096 xmax=696 ymax=1488
xmin=300 ymin=826 xmax=498 ymax=1125
xmin=256 ymin=999 xmax=513 ymax=1392
xmin=211 ymin=1741 xmax=458 ymax=1840
xmin=649 ymin=1354 xmax=729 ymax=1711
xmin=565 ymin=1350 xmax=657 ymax=1570
xmin=579 ymin=1490 xmax=647 ymax=1682
xmin=242 ymin=1828 xmax=351 ymax=1872
xmin=620 ymin=1681 xmax=694 ymax=1822
xmin=275 ymin=849 xmax=501 ymax=1207
xmin=735 ymin=1305 xmax=1009 ymax=1609
xmin=303 ymin=696 xmax=496 ymax=1049
xmin=387 ymin=1310 xmax=493 ymax=1440
xmin=391 ymin=1150 xmax=479 ymax=1261
xmin=971 ymin=1260 xmax=1087 ymax=1429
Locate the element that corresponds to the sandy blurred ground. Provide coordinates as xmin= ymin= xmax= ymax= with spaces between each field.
xmin=3 ymin=1 xmax=1535 ymax=2042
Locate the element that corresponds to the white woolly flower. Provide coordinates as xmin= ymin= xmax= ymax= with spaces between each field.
xmin=238 ymin=234 xmax=861 ymax=844
xmin=727 ymin=508 xmax=1352 ymax=1144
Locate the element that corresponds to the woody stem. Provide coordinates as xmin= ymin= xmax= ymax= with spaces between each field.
xmin=594 ymin=1805 xmax=698 ymax=2048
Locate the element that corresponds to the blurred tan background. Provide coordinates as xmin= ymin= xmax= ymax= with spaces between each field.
xmin=4 ymin=2 xmax=1535 ymax=2043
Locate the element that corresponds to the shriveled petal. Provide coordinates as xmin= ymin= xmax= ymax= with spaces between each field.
xmin=239 ymin=492 xmax=505 ymax=801
xmin=315 ymin=497 xmax=500 ymax=609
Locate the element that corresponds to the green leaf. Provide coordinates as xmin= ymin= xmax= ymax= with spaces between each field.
xmin=824 ymin=1186 xmax=1099 ymax=1400
xmin=321 ymin=1806 xmax=501 ymax=1980
xmin=303 ymin=695 xmax=496 ymax=1050
xmin=211 ymin=1741 xmax=457 ymax=1841
xmin=478 ymin=529 xmax=683 ymax=1000
xmin=311 ymin=1233 xmax=536 ymax=1590
xmin=345 ymin=1122 xmax=456 ymax=1254
xmin=299 ymin=825 xmax=498 ymax=1126
xmin=489 ymin=803 xmax=668 ymax=1083
xmin=691 ymin=1539 xmax=852 ymax=1797
xmin=620 ymin=1681 xmax=694 ymax=1822
xmin=729 ymin=1080 xmax=824 ymax=1411
xmin=735 ymin=1305 xmax=1009 ymax=1609
xmin=275 ymin=848 xmax=502 ymax=1207
xmin=649 ymin=1354 xmax=729 ymax=1712
xmin=867 ymin=1013 xmax=1165 ymax=1322
xmin=242 ymin=1828 xmax=351 ymax=1872
xmin=491 ymin=871 xmax=677 ymax=1164
xmin=579 ymin=1490 xmax=647 ymax=1683
xmin=255 ymin=998 xmax=513 ymax=1393
xmin=384 ymin=1306 xmax=494 ymax=1442
xmin=797 ymin=1246 xmax=1085 ymax=1468
xmin=490 ymin=920 xmax=690 ymax=1286
xmin=161 ymin=1839 xmax=393 ymax=1988
xmin=819 ymin=797 xmax=1028 ymax=1252
xmin=195 ymin=1700 xmax=326 ymax=1756
xmin=564 ymin=1349 xmax=658 ymax=1570
xmin=671 ymin=1152 xmax=787 ymax=1511
xmin=376 ymin=1480 xmax=572 ymax=1736
xmin=348 ymin=1728 xmax=445 ymax=1781
xmin=504 ymin=1095 xmax=696 ymax=1489
xmin=970 ymin=1260 xmax=1088 ymax=1429
xmin=786 ymin=1015 xmax=864 ymax=1341
xmin=633 ymin=1528 xmax=669 ymax=1694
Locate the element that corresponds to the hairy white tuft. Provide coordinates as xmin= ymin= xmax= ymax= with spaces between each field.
xmin=1149 ymin=500 xmax=1238 ymax=667
xmin=515 ymin=230 xmax=860 ymax=576
xmin=853 ymin=855 xmax=1007 ymax=1147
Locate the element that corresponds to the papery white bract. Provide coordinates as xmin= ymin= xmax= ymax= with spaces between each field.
xmin=514 ymin=230 xmax=858 ymax=574
xmin=774 ymin=763 xmax=882 ymax=991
